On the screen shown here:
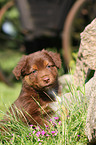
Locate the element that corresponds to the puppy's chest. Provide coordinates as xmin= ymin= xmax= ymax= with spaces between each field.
xmin=37 ymin=95 xmax=61 ymax=119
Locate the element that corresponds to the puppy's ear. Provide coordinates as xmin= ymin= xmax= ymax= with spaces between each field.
xmin=13 ymin=55 xmax=28 ymax=80
xmin=42 ymin=49 xmax=61 ymax=69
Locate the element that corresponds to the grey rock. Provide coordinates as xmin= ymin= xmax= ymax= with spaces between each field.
xmin=73 ymin=18 xmax=96 ymax=86
xmin=85 ymin=76 xmax=96 ymax=143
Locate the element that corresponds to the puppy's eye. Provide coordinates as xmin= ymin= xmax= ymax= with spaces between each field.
xmin=47 ymin=65 xmax=51 ymax=68
xmin=32 ymin=70 xmax=37 ymax=73
xmin=47 ymin=65 xmax=55 ymax=68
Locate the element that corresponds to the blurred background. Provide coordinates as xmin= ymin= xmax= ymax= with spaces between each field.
xmin=0 ymin=0 xmax=96 ymax=114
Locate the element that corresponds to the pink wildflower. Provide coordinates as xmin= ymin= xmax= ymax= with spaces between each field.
xmin=36 ymin=131 xmax=41 ymax=137
xmin=41 ymin=130 xmax=46 ymax=136
xmin=38 ymin=138 xmax=40 ymax=142
xmin=51 ymin=131 xmax=56 ymax=134
xmin=52 ymin=122 xmax=57 ymax=126
xmin=58 ymin=121 xmax=62 ymax=125
xmin=33 ymin=130 xmax=35 ymax=134
xmin=46 ymin=134 xmax=49 ymax=137
xmin=49 ymin=119 xmax=52 ymax=122
xmin=51 ymin=130 xmax=58 ymax=136
xmin=45 ymin=125 xmax=49 ymax=128
xmin=29 ymin=124 xmax=33 ymax=127
xmin=54 ymin=131 xmax=58 ymax=136
xmin=54 ymin=117 xmax=59 ymax=120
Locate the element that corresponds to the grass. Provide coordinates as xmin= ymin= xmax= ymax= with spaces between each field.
xmin=0 ymin=47 xmax=23 ymax=118
xmin=0 ymin=82 xmax=88 ymax=145
xmin=0 ymin=82 xmax=21 ymax=117
xmin=0 ymin=48 xmax=88 ymax=144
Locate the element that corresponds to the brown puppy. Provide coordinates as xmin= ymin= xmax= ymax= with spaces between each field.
xmin=5 ymin=49 xmax=62 ymax=126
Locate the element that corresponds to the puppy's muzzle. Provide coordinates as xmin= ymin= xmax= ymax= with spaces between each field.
xmin=43 ymin=76 xmax=50 ymax=83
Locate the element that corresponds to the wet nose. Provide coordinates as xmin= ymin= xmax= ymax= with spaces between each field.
xmin=43 ymin=77 xmax=50 ymax=83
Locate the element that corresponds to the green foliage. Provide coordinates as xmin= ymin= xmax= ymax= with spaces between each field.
xmin=69 ymin=52 xmax=78 ymax=74
xmin=5 ymin=7 xmax=19 ymax=20
xmin=0 ymin=0 xmax=8 ymax=6
xmin=0 ymin=47 xmax=23 ymax=75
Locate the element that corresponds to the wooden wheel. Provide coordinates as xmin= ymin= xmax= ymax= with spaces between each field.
xmin=62 ymin=0 xmax=86 ymax=71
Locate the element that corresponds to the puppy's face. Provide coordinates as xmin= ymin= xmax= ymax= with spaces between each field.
xmin=25 ymin=56 xmax=58 ymax=90
xmin=13 ymin=50 xmax=61 ymax=91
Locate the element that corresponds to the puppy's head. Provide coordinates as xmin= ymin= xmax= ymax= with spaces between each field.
xmin=13 ymin=49 xmax=61 ymax=91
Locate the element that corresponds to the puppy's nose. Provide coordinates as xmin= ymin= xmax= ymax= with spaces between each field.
xmin=43 ymin=77 xmax=50 ymax=83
